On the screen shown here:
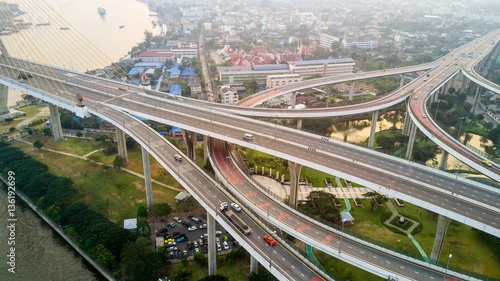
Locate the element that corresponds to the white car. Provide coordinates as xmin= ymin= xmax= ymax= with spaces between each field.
xmin=223 ymin=241 xmax=229 ymax=250
xmin=188 ymin=226 xmax=197 ymax=232
xmin=219 ymin=202 xmax=228 ymax=211
xmin=173 ymin=217 xmax=182 ymax=223
xmin=199 ymin=224 xmax=207 ymax=229
xmin=231 ymin=203 xmax=241 ymax=212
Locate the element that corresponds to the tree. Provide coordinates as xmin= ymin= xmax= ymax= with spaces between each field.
xmin=9 ymin=127 xmax=15 ymax=132
xmin=92 ymin=244 xmax=117 ymax=271
xmin=249 ymin=271 xmax=278 ymax=281
xmin=197 ymin=275 xmax=229 ymax=281
xmin=120 ymin=237 xmax=158 ymax=281
xmin=42 ymin=127 xmax=52 ymax=136
xmin=175 ymin=196 xmax=198 ymax=212
xmin=113 ymin=156 xmax=124 ymax=169
xmin=137 ymin=206 xmax=148 ymax=218
xmin=305 ymin=191 xmax=339 ymax=221
xmin=149 ymin=202 xmax=173 ymax=217
xmin=363 ymin=191 xmax=387 ymax=210
xmin=33 ymin=140 xmax=44 ymax=149
xmin=170 ymin=267 xmax=192 ymax=281
xmin=76 ymin=131 xmax=83 ymax=137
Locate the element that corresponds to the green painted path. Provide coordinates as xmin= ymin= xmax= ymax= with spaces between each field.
xmin=407 ymin=233 xmax=430 ymax=263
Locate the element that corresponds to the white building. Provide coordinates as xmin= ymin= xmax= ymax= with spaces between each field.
xmin=220 ymin=86 xmax=239 ymax=105
xmin=320 ymin=33 xmax=340 ymax=49
xmin=266 ymin=74 xmax=303 ymax=89
xmin=138 ymin=51 xmax=175 ymax=63
xmin=341 ymin=38 xmax=379 ymax=49
xmin=288 ymin=58 xmax=355 ymax=78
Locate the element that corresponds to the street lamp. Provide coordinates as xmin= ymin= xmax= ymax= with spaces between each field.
xmin=445 ymin=254 xmax=452 ymax=277
xmin=454 ymin=163 xmax=462 ymax=185
xmin=269 ymin=230 xmax=276 ymax=268
xmin=457 ymin=117 xmax=465 ymax=141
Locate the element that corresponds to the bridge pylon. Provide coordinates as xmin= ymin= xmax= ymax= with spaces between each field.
xmin=48 ymin=104 xmax=64 ymax=141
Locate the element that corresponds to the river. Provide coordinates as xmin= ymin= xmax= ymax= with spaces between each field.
xmin=0 ymin=183 xmax=104 ymax=280
xmin=1 ymin=0 xmax=158 ymax=279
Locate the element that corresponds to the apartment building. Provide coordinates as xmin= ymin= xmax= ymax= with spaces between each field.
xmin=288 ymin=58 xmax=355 ymax=78
xmin=266 ymin=74 xmax=303 ymax=89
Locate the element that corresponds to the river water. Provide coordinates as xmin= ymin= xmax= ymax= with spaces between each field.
xmin=1 ymin=0 xmax=158 ymax=279
xmin=0 ymin=184 xmax=103 ymax=280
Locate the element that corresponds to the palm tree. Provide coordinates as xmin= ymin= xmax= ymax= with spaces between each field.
xmin=362 ymin=191 xmax=387 ymax=210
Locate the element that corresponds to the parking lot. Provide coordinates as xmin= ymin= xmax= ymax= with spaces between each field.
xmin=152 ymin=212 xmax=240 ymax=261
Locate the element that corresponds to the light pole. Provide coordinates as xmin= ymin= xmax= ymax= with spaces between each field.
xmin=445 ymin=253 xmax=452 ymax=277
xmin=454 ymin=163 xmax=462 ymax=185
xmin=457 ymin=117 xmax=465 ymax=141
xmin=268 ymin=230 xmax=276 ymax=268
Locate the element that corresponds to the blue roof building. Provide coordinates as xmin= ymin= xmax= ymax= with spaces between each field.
xmin=181 ymin=67 xmax=196 ymax=76
xmin=170 ymin=84 xmax=182 ymax=95
xmin=128 ymin=67 xmax=144 ymax=75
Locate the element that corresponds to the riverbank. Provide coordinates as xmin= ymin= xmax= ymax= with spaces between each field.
xmin=0 ymin=174 xmax=114 ymax=281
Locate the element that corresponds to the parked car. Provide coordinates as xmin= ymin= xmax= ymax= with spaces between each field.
xmin=187 ymin=226 xmax=197 ymax=231
xmin=172 ymin=232 xmax=181 ymax=238
xmin=482 ymin=160 xmax=492 ymax=167
xmin=215 ymin=230 xmax=222 ymax=236
xmin=199 ymin=224 xmax=207 ymax=229
xmin=182 ymin=221 xmax=192 ymax=227
xmin=194 ymin=247 xmax=200 ymax=254
xmin=200 ymin=233 xmax=208 ymax=239
xmin=223 ymin=241 xmax=229 ymax=250
xmin=193 ymin=241 xmax=198 ymax=248
xmin=167 ymin=222 xmax=176 ymax=228
xmin=173 ymin=217 xmax=182 ymax=223
xmin=176 ymin=236 xmax=188 ymax=243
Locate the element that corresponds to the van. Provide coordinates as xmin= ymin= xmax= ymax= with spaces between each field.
xmin=174 ymin=154 xmax=182 ymax=162
xmin=243 ymin=133 xmax=253 ymax=140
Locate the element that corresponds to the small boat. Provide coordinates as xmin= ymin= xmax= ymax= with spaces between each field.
xmin=119 ymin=25 xmax=125 ymax=29
xmin=98 ymin=6 xmax=106 ymax=16
xmin=60 ymin=27 xmax=69 ymax=30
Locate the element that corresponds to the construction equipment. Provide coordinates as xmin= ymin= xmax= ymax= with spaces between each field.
xmin=76 ymin=93 xmax=85 ymax=107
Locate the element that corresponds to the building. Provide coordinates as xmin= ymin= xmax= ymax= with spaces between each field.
xmin=341 ymin=38 xmax=379 ymax=49
xmin=288 ymin=58 xmax=355 ymax=78
xmin=266 ymin=74 xmax=303 ymax=89
xmin=217 ymin=64 xmax=290 ymax=85
xmin=220 ymin=86 xmax=239 ymax=105
xmin=138 ymin=51 xmax=175 ymax=64
xmin=320 ymin=33 xmax=340 ymax=49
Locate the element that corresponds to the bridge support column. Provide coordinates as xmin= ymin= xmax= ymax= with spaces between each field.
xmin=207 ymin=213 xmax=217 ymax=275
xmin=182 ymin=129 xmax=197 ymax=160
xmin=116 ymin=128 xmax=128 ymax=162
xmin=141 ymin=147 xmax=153 ymax=207
xmin=349 ymin=81 xmax=356 ymax=101
xmin=443 ymin=80 xmax=451 ymax=96
xmin=249 ymin=256 xmax=258 ymax=273
xmin=402 ymin=112 xmax=411 ymax=136
xmin=203 ymin=135 xmax=209 ymax=166
xmin=438 ymin=151 xmax=449 ymax=171
xmin=405 ymin=123 xmax=417 ymax=160
xmin=0 ymin=84 xmax=9 ymax=115
xmin=430 ymin=215 xmax=451 ymax=264
xmin=471 ymin=85 xmax=482 ymax=114
xmin=368 ymin=110 xmax=379 ymax=148
xmin=296 ymin=119 xmax=302 ymax=130
xmin=288 ymin=162 xmax=302 ymax=209
xmin=399 ymin=74 xmax=406 ymax=88
xmin=460 ymin=75 xmax=468 ymax=94
xmin=291 ymin=91 xmax=298 ymax=108
xmin=48 ymin=103 xmax=64 ymax=141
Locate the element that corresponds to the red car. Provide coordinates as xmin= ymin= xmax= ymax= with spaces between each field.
xmin=263 ymin=235 xmax=276 ymax=246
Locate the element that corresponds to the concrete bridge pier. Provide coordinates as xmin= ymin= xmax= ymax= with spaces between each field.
xmin=399 ymin=74 xmax=406 ymax=88
xmin=0 ymin=84 xmax=9 ymax=115
xmin=141 ymin=147 xmax=153 ymax=207
xmin=402 ymin=112 xmax=411 ymax=136
xmin=291 ymin=91 xmax=298 ymax=108
xmin=249 ymin=256 xmax=258 ymax=273
xmin=349 ymin=81 xmax=356 ymax=101
xmin=288 ymin=162 xmax=302 ymax=209
xmin=207 ymin=213 xmax=217 ymax=275
xmin=430 ymin=215 xmax=451 ymax=264
xmin=460 ymin=75 xmax=468 ymax=94
xmin=116 ymin=128 xmax=128 ymax=162
xmin=182 ymin=129 xmax=197 ymax=160
xmin=405 ymin=123 xmax=417 ymax=160
xmin=203 ymin=135 xmax=209 ymax=166
xmin=368 ymin=110 xmax=379 ymax=148
xmin=430 ymin=88 xmax=439 ymax=103
xmin=438 ymin=151 xmax=449 ymax=171
xmin=48 ymin=103 xmax=64 ymax=141
xmin=471 ymin=85 xmax=482 ymax=114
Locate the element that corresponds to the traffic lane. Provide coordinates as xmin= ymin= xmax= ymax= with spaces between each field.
xmin=218 ymin=150 xmax=446 ymax=281
xmin=104 ymin=97 xmax=500 ymax=226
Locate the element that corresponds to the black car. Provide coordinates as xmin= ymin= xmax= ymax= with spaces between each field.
xmin=158 ymin=228 xmax=169 ymax=233
xmin=172 ymin=232 xmax=181 ymax=238
xmin=182 ymin=221 xmax=192 ymax=227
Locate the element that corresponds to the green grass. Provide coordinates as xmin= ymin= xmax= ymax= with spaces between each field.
xmin=12 ymin=139 xmax=181 ymax=223
xmin=19 ymin=104 xmax=47 ymax=116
